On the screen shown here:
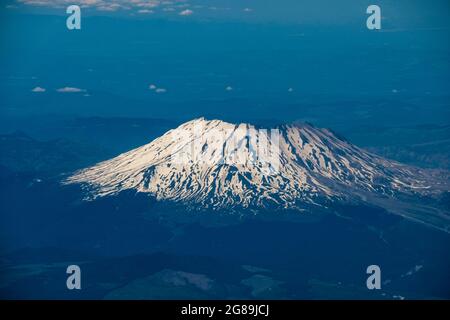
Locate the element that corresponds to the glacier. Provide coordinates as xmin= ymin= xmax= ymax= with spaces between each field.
xmin=65 ymin=118 xmax=450 ymax=231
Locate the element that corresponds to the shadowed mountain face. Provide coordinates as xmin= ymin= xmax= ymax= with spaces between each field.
xmin=0 ymin=185 xmax=449 ymax=299
xmin=66 ymin=118 xmax=450 ymax=232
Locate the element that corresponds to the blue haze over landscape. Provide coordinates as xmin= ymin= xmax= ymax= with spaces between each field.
xmin=0 ymin=0 xmax=449 ymax=299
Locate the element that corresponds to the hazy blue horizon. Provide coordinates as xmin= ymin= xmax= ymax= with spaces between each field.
xmin=1 ymin=1 xmax=449 ymax=124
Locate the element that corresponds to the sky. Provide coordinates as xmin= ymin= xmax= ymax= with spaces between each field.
xmin=0 ymin=0 xmax=449 ymax=124
xmin=3 ymin=0 xmax=450 ymax=27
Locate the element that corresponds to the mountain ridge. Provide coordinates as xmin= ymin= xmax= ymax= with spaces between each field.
xmin=65 ymin=118 xmax=450 ymax=232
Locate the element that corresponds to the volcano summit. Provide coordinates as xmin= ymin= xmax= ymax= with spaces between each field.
xmin=66 ymin=118 xmax=450 ymax=231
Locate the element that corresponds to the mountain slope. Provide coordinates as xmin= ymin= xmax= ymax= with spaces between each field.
xmin=65 ymin=118 xmax=450 ymax=231
xmin=0 ymin=132 xmax=106 ymax=175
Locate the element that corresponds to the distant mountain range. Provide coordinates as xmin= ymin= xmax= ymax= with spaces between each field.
xmin=0 ymin=132 xmax=105 ymax=175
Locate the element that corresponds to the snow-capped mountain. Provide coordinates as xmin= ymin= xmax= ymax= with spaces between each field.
xmin=65 ymin=118 xmax=450 ymax=230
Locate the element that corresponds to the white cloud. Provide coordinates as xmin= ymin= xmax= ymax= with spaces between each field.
xmin=18 ymin=0 xmax=106 ymax=8
xmin=149 ymin=84 xmax=166 ymax=93
xmin=17 ymin=0 xmax=245 ymax=17
xmin=225 ymin=86 xmax=233 ymax=91
xmin=288 ymin=88 xmax=294 ymax=92
xmin=31 ymin=86 xmax=46 ymax=92
xmin=57 ymin=86 xmax=86 ymax=93
xmin=138 ymin=9 xmax=154 ymax=14
xmin=179 ymin=9 xmax=193 ymax=16
xmin=17 ymin=0 xmax=195 ymax=14
xmin=135 ymin=1 xmax=159 ymax=9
